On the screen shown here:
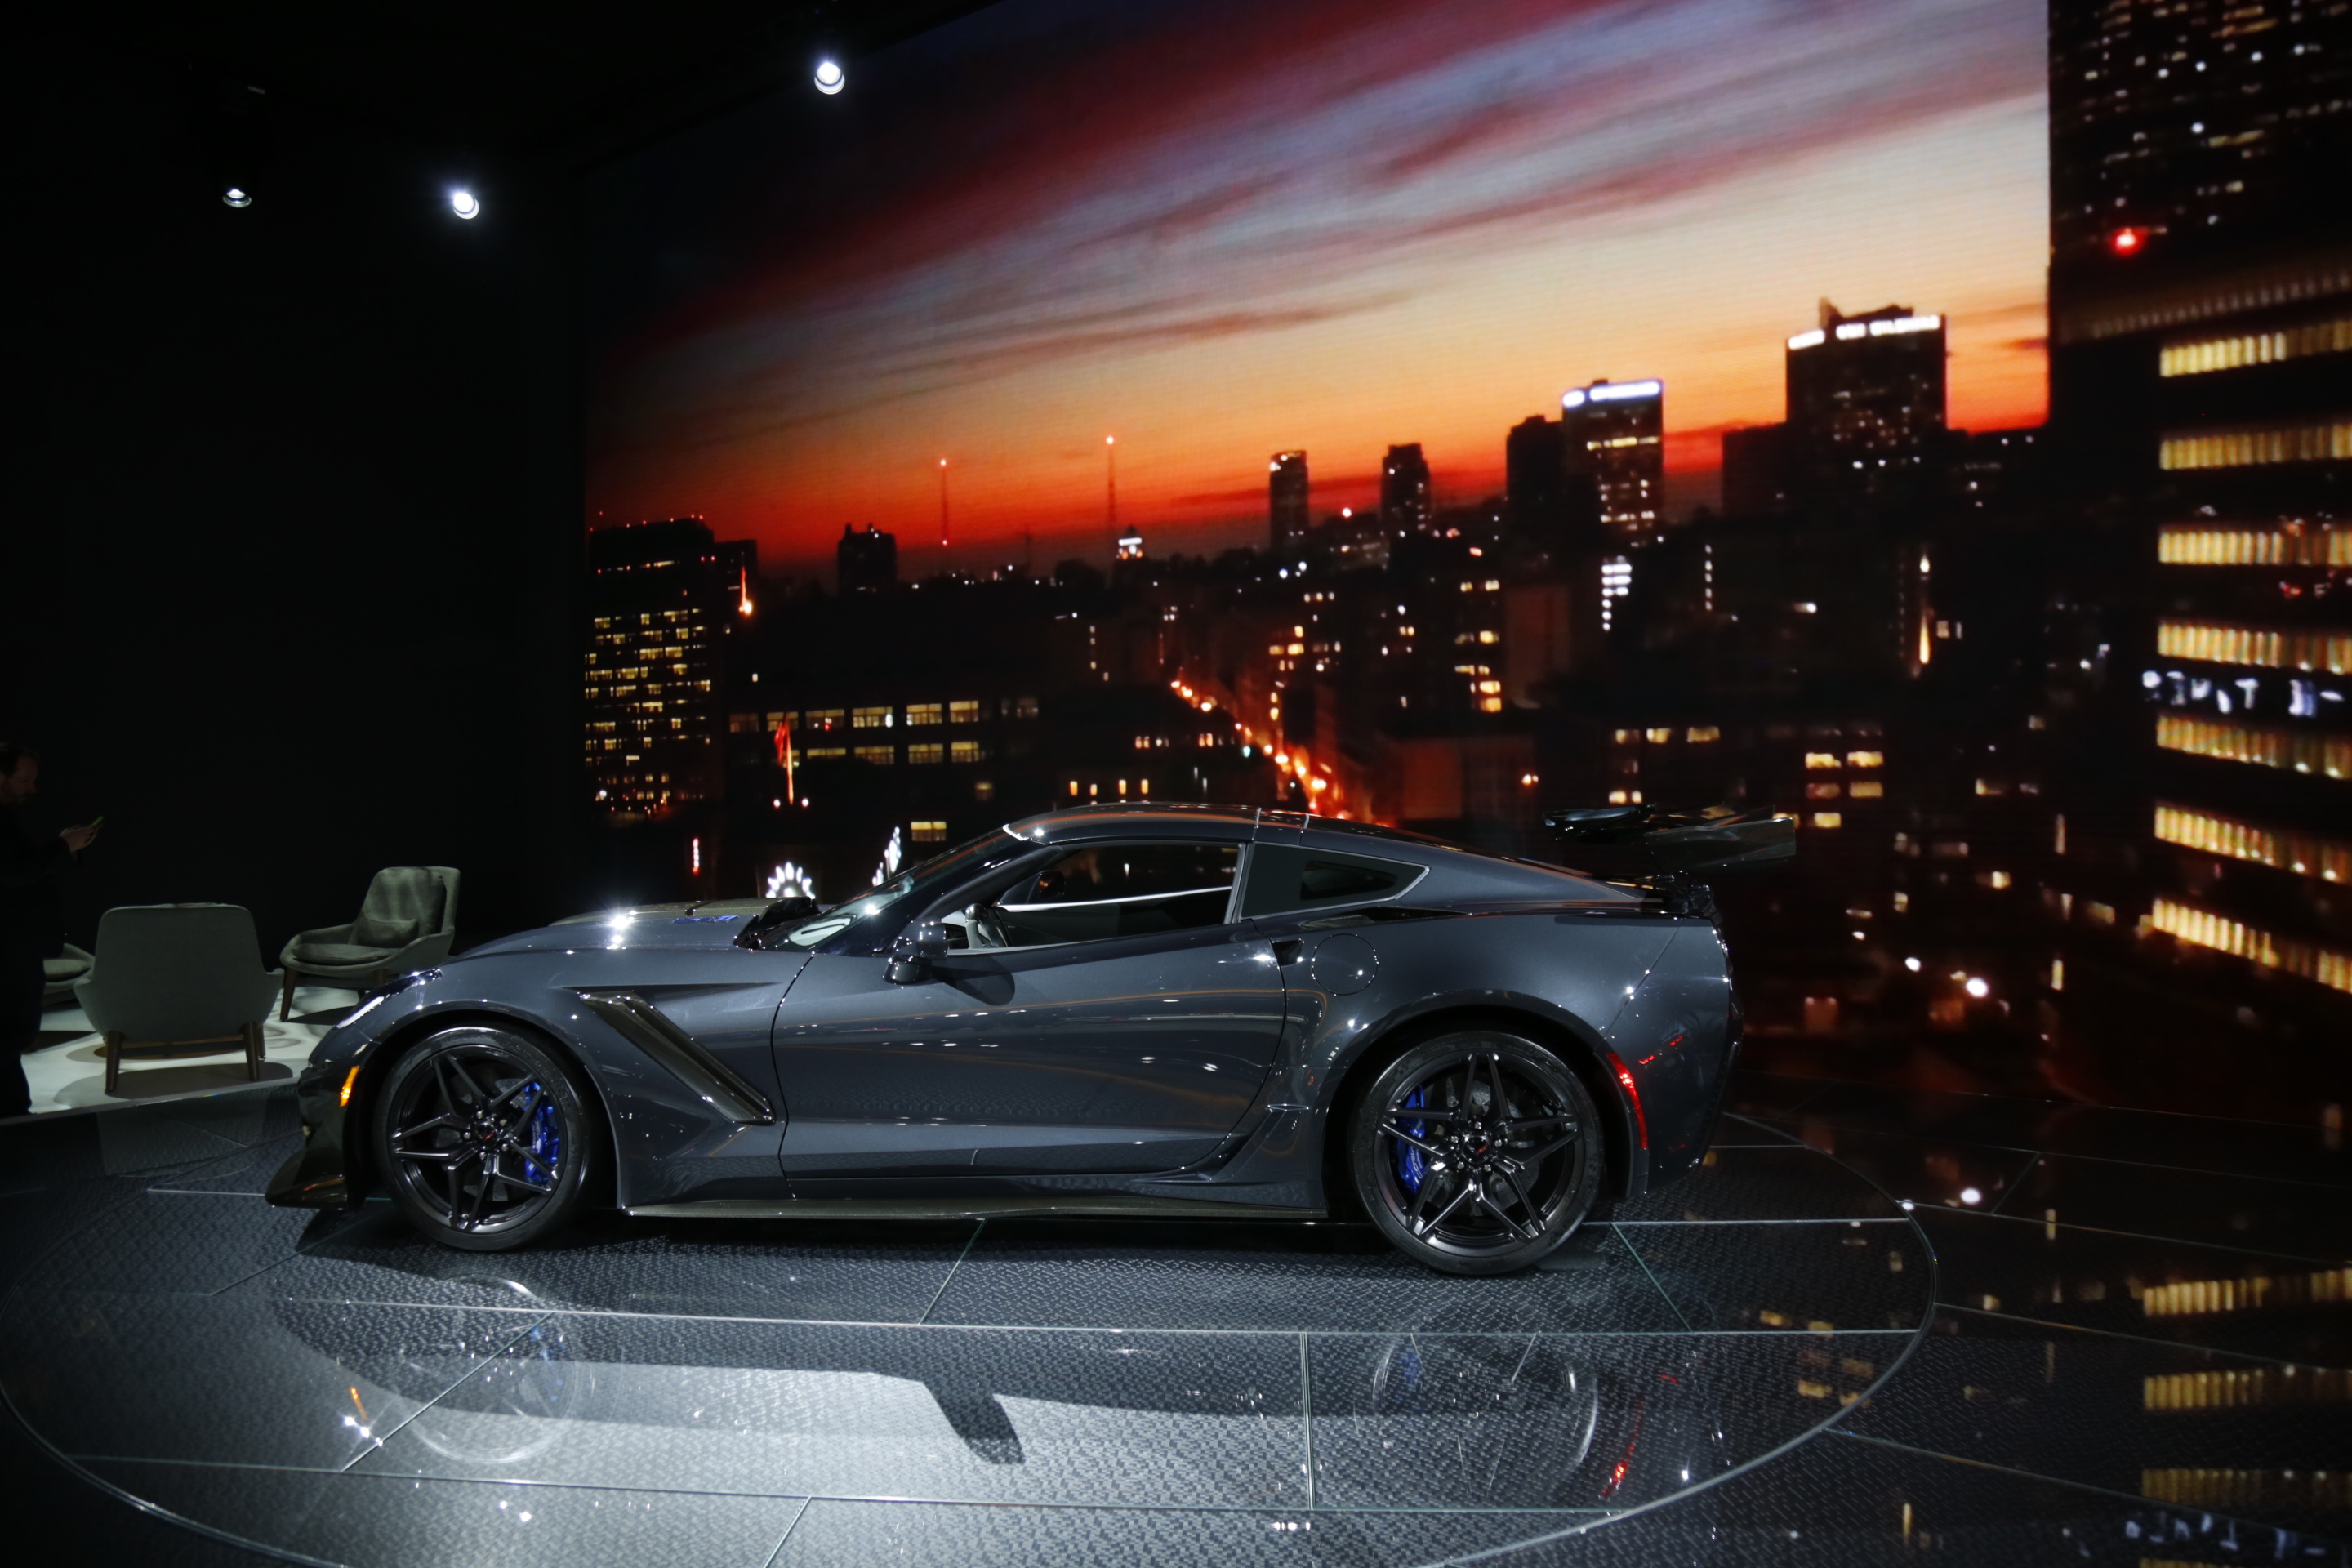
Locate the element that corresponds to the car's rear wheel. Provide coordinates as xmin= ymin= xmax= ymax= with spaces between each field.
xmin=1351 ymin=1030 xmax=1604 ymax=1276
xmin=372 ymin=1024 xmax=596 ymax=1252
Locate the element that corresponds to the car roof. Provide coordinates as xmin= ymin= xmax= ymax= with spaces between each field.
xmin=1004 ymin=803 xmax=1469 ymax=853
xmin=1004 ymin=803 xmax=1265 ymax=844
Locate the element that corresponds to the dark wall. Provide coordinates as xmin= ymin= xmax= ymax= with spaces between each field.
xmin=5 ymin=36 xmax=587 ymax=953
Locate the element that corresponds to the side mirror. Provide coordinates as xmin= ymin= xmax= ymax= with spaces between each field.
xmin=886 ymin=919 xmax=950 ymax=984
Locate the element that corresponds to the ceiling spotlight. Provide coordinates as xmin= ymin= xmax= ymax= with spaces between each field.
xmin=813 ymin=58 xmax=845 ymax=94
xmin=222 ymin=187 xmax=252 ymax=208
xmin=450 ymin=189 xmax=481 ymax=220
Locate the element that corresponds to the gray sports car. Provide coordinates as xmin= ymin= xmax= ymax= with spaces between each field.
xmin=268 ymin=802 xmax=1786 ymax=1274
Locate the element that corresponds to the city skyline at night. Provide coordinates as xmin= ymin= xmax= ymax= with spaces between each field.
xmin=587 ymin=0 xmax=2050 ymax=580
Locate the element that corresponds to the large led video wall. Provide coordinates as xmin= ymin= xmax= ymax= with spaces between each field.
xmin=586 ymin=0 xmax=2047 ymax=577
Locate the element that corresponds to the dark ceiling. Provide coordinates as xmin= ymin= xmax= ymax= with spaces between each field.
xmin=56 ymin=0 xmax=996 ymax=172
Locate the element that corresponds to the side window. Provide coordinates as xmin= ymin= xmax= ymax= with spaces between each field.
xmin=976 ymin=842 xmax=1240 ymax=947
xmin=1241 ymin=844 xmax=1424 ymax=918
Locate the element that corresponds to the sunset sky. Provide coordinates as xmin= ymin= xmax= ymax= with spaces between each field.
xmin=586 ymin=0 xmax=2049 ymax=580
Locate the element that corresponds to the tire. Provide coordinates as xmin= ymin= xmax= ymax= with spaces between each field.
xmin=372 ymin=1024 xmax=599 ymax=1252
xmin=1350 ymin=1030 xmax=1605 ymax=1276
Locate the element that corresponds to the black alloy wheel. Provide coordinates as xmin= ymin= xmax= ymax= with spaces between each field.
xmin=1352 ymin=1030 xmax=1603 ymax=1275
xmin=372 ymin=1025 xmax=597 ymax=1252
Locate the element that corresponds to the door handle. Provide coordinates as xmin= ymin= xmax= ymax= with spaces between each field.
xmin=1272 ymin=938 xmax=1305 ymax=966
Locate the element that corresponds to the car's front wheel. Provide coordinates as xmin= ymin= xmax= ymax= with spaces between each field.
xmin=372 ymin=1024 xmax=598 ymax=1251
xmin=1351 ymin=1030 xmax=1605 ymax=1276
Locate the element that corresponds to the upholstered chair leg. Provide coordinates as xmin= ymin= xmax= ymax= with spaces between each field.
xmin=246 ymin=1021 xmax=264 ymax=1080
xmin=104 ymin=1031 xmax=123 ymax=1094
xmin=280 ymin=969 xmax=299 ymax=1022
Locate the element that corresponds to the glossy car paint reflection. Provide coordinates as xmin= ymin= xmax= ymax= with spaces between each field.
xmin=270 ymin=803 xmax=1744 ymax=1228
xmin=774 ymin=924 xmax=1285 ymax=1182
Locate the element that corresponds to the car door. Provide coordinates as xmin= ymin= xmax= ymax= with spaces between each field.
xmin=772 ymin=837 xmax=1286 ymax=1191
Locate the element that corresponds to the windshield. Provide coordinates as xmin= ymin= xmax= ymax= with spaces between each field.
xmin=781 ymin=829 xmax=1026 ymax=950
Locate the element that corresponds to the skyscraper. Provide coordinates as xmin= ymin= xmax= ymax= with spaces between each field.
xmin=584 ymin=519 xmax=745 ymax=814
xmin=1504 ymin=416 xmax=1570 ymax=550
xmin=1380 ymin=443 xmax=1432 ymax=538
xmin=1269 ymin=451 xmax=1309 ymax=553
xmin=2042 ymin=0 xmax=2352 ymax=1072
xmin=1783 ymin=303 xmax=1947 ymax=505
xmin=2050 ymin=0 xmax=2352 ymax=276
xmin=2046 ymin=0 xmax=2352 ymax=482
xmin=837 ymin=523 xmax=898 ymax=594
xmin=1720 ymin=424 xmax=1793 ymax=518
xmin=1558 ymin=379 xmax=1665 ymax=540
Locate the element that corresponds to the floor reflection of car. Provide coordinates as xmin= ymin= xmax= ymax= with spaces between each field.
xmin=270 ymin=804 xmax=1775 ymax=1275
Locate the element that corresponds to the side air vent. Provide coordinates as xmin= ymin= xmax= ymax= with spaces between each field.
xmin=576 ymin=991 xmax=777 ymax=1125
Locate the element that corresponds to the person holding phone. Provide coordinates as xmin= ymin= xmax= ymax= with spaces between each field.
xmin=1 ymin=742 xmax=100 ymax=1117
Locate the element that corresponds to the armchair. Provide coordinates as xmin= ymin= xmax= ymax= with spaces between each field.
xmin=278 ymin=866 xmax=460 ymax=1020
xmin=42 ymin=943 xmax=95 ymax=1004
xmin=74 ymin=904 xmax=279 ymax=1093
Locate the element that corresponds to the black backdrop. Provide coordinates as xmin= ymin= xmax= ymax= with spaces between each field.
xmin=5 ymin=35 xmax=588 ymax=954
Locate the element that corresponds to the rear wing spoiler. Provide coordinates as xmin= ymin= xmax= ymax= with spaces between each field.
xmin=1543 ymin=805 xmax=1793 ymax=912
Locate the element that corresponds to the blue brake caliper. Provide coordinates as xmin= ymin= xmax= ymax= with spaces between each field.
xmin=524 ymin=1085 xmax=561 ymax=1182
xmin=1396 ymin=1087 xmax=1428 ymax=1193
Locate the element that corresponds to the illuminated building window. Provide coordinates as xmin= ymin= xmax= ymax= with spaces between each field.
xmin=1847 ymin=751 xmax=1884 ymax=768
xmin=2155 ymin=803 xmax=2350 ymax=884
xmin=1811 ymin=813 xmax=1843 ymax=830
xmin=1614 ymin=729 xmax=1635 ymax=744
xmin=1015 ymin=697 xmax=1040 ymax=719
xmin=2159 ymin=521 xmax=2350 ymax=567
xmin=950 ymin=740 xmax=983 ymax=764
xmin=805 ymin=709 xmax=844 ymax=730
xmin=902 ymin=743 xmax=942 ymax=765
xmin=1607 ymin=789 xmax=1644 ymax=805
xmin=2158 ymin=420 xmax=2352 ymax=471
xmin=1931 ymin=841 xmax=1969 ymax=859
xmin=804 ymin=746 xmax=845 ymax=760
xmin=906 ymin=703 xmax=943 ymax=726
xmin=910 ymin=821 xmax=947 ymax=844
xmin=2143 ymin=1367 xmax=2352 ymax=1410
xmin=949 ymin=701 xmax=982 ymax=724
xmin=1983 ymin=871 xmax=2012 ymax=889
xmin=1806 ymin=782 xmax=1842 ymax=800
xmin=1804 ymin=752 xmax=1841 ymax=770
xmin=858 ymin=745 xmax=899 ymax=766
xmin=973 ymin=780 xmax=994 ymax=802
xmin=2157 ymin=619 xmax=2350 ymax=674
xmin=2140 ymin=1269 xmax=2352 ymax=1322
xmin=1646 ymin=728 xmax=1673 ymax=744
xmin=1686 ymin=726 xmax=1720 ymax=743
xmin=2158 ymin=714 xmax=2352 ymax=778
xmin=1849 ymin=780 xmax=1885 ymax=799
xmin=852 ymin=706 xmax=893 ymax=728
xmin=2158 ymin=318 xmax=2352 ymax=377
xmin=2153 ymin=898 xmax=2352 ymax=995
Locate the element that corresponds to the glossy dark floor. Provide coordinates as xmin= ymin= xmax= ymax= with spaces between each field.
xmin=0 ymin=1072 xmax=2345 ymax=1566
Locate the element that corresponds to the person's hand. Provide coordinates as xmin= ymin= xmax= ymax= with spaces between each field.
xmin=60 ymin=824 xmax=99 ymax=853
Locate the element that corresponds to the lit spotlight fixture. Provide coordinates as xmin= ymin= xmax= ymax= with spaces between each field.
xmin=222 ymin=186 xmax=252 ymax=209
xmin=813 ymin=58 xmax=845 ymax=94
xmin=450 ymin=189 xmax=481 ymax=220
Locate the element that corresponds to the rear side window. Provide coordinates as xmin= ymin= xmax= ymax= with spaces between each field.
xmin=988 ymin=842 xmax=1240 ymax=947
xmin=1242 ymin=844 xmax=1424 ymax=917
